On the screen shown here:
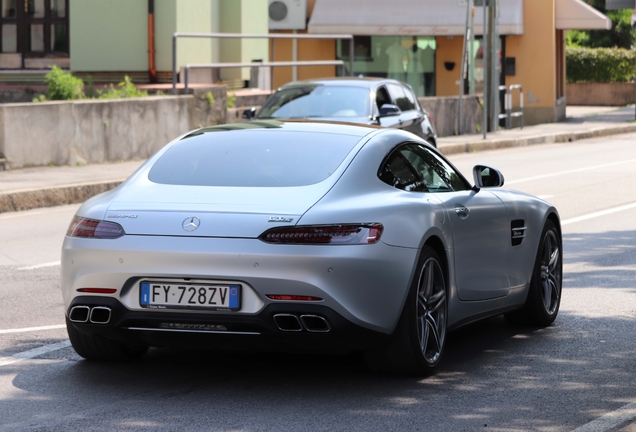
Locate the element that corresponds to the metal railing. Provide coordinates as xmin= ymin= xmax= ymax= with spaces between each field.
xmin=498 ymin=84 xmax=524 ymax=130
xmin=172 ymin=32 xmax=355 ymax=94
xmin=183 ymin=60 xmax=346 ymax=93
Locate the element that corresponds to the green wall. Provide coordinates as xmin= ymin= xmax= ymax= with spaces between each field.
xmin=69 ymin=0 xmax=148 ymax=71
xmin=220 ymin=0 xmax=268 ymax=81
xmin=70 ymin=0 xmax=267 ymax=80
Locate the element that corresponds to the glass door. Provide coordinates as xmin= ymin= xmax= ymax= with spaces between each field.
xmin=0 ymin=0 xmax=68 ymax=69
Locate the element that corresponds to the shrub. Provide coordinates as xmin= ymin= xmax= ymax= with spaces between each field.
xmin=97 ymin=76 xmax=148 ymax=99
xmin=227 ymin=92 xmax=236 ymax=108
xmin=566 ymin=47 xmax=635 ymax=83
xmin=45 ymin=66 xmax=85 ymax=100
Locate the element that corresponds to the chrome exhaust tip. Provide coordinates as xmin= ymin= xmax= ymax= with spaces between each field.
xmin=300 ymin=315 xmax=330 ymax=333
xmin=69 ymin=306 xmax=90 ymax=323
xmin=273 ymin=314 xmax=302 ymax=332
xmin=89 ymin=306 xmax=112 ymax=324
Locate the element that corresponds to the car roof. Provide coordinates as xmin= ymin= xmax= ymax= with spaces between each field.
xmin=278 ymin=77 xmax=405 ymax=90
xmin=181 ymin=119 xmax=383 ymax=141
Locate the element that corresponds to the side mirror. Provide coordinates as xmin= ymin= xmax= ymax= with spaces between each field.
xmin=242 ymin=107 xmax=257 ymax=120
xmin=378 ymin=104 xmax=401 ymax=117
xmin=473 ymin=165 xmax=505 ymax=189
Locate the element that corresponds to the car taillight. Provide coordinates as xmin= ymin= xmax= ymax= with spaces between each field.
xmin=259 ymin=224 xmax=383 ymax=245
xmin=66 ymin=216 xmax=126 ymax=239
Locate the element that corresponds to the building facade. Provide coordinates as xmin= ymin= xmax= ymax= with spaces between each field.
xmin=272 ymin=0 xmax=611 ymax=126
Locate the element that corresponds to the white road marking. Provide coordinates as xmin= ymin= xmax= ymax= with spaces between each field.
xmin=561 ymin=202 xmax=636 ymax=226
xmin=507 ymin=158 xmax=636 ymax=185
xmin=0 ymin=324 xmax=65 ymax=335
xmin=0 ymin=341 xmax=71 ymax=367
xmin=17 ymin=261 xmax=60 ymax=271
xmin=572 ymin=401 xmax=636 ymax=432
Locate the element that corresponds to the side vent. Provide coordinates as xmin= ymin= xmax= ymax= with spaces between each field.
xmin=511 ymin=220 xmax=526 ymax=246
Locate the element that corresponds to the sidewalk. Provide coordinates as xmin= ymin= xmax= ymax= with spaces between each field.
xmin=1 ymin=106 xmax=635 ymax=214
xmin=438 ymin=105 xmax=636 ymax=155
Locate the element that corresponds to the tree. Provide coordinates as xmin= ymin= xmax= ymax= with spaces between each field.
xmin=566 ymin=0 xmax=634 ymax=49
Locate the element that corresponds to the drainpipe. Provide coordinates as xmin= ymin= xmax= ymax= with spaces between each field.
xmin=148 ymin=0 xmax=157 ymax=83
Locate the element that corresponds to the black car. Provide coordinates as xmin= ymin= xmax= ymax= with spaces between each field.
xmin=244 ymin=77 xmax=438 ymax=147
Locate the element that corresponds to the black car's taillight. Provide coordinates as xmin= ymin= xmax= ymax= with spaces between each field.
xmin=259 ymin=224 xmax=383 ymax=245
xmin=66 ymin=216 xmax=126 ymax=239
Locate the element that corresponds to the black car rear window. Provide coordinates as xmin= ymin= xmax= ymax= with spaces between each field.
xmin=148 ymin=131 xmax=360 ymax=187
xmin=257 ymin=85 xmax=370 ymax=119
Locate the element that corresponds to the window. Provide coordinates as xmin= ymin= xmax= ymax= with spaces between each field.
xmin=149 ymin=131 xmax=361 ymax=188
xmin=336 ymin=36 xmax=436 ymax=97
xmin=378 ymin=144 xmax=470 ymax=193
xmin=257 ymin=85 xmax=370 ymax=119
xmin=387 ymin=83 xmax=415 ymax=112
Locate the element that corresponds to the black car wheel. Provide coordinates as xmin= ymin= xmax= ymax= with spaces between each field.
xmin=365 ymin=246 xmax=447 ymax=375
xmin=505 ymin=219 xmax=562 ymax=327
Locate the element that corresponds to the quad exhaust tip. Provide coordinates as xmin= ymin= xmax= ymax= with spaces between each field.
xmin=273 ymin=313 xmax=331 ymax=333
xmin=300 ymin=315 xmax=330 ymax=333
xmin=69 ymin=306 xmax=112 ymax=324
xmin=273 ymin=314 xmax=302 ymax=332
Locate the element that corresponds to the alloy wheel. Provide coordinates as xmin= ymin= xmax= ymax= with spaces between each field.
xmin=416 ymin=257 xmax=447 ymax=365
xmin=540 ymin=229 xmax=562 ymax=315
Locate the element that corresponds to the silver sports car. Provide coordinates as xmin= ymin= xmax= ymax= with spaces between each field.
xmin=61 ymin=120 xmax=562 ymax=375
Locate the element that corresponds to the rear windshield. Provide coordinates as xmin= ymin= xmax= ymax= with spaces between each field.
xmin=257 ymin=85 xmax=370 ymax=119
xmin=148 ymin=131 xmax=360 ymax=187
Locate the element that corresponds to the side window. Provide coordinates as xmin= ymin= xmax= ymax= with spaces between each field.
xmin=375 ymin=86 xmax=391 ymax=111
xmin=401 ymin=85 xmax=420 ymax=111
xmin=378 ymin=148 xmax=427 ymax=192
xmin=378 ymin=143 xmax=471 ymax=192
xmin=387 ymin=83 xmax=415 ymax=112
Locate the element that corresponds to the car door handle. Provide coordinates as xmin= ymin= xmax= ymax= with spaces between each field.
xmin=454 ymin=205 xmax=470 ymax=219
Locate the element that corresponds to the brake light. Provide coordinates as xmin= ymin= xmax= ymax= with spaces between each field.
xmin=67 ymin=216 xmax=126 ymax=239
xmin=266 ymin=295 xmax=323 ymax=301
xmin=77 ymin=288 xmax=118 ymax=294
xmin=259 ymin=224 xmax=383 ymax=245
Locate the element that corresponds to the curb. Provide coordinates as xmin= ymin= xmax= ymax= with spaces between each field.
xmin=438 ymin=123 xmax=636 ymax=155
xmin=0 ymin=180 xmax=123 ymax=214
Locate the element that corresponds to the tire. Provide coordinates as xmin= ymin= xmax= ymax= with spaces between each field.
xmin=505 ymin=219 xmax=563 ymax=327
xmin=365 ymin=246 xmax=447 ymax=376
xmin=66 ymin=318 xmax=148 ymax=361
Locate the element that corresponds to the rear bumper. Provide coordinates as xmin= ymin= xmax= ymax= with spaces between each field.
xmin=61 ymin=235 xmax=419 ymax=334
xmin=67 ymin=296 xmax=388 ymax=353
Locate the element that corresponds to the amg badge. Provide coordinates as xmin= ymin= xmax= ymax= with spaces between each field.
xmin=268 ymin=216 xmax=294 ymax=223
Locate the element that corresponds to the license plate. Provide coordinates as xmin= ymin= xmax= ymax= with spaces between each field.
xmin=139 ymin=281 xmax=240 ymax=311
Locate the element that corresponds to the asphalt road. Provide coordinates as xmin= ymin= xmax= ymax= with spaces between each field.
xmin=1 ymin=133 xmax=635 ymax=431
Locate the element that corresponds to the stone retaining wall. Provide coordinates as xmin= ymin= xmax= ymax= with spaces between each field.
xmin=0 ymin=86 xmax=227 ymax=170
xmin=567 ymin=82 xmax=635 ymax=106
xmin=419 ymin=95 xmax=483 ymax=137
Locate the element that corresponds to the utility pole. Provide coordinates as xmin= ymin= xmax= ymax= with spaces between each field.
xmin=486 ymin=0 xmax=499 ymax=133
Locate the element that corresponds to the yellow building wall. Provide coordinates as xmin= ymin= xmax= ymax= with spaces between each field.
xmin=505 ymin=0 xmax=557 ymax=124
xmin=271 ymin=0 xmax=336 ymax=88
xmin=271 ymin=37 xmax=336 ymax=89
xmin=435 ymin=36 xmax=464 ymax=97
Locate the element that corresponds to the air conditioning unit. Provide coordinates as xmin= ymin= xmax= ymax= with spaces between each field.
xmin=268 ymin=0 xmax=307 ymax=30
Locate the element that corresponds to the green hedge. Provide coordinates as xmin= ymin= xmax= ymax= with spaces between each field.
xmin=566 ymin=47 xmax=635 ymax=83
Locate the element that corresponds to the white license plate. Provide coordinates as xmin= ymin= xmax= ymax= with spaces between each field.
xmin=139 ymin=281 xmax=240 ymax=311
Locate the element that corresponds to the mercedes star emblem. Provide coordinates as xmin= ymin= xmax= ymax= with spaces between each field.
xmin=182 ymin=216 xmax=200 ymax=232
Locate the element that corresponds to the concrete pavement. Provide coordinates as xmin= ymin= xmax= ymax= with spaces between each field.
xmin=0 ymin=105 xmax=634 ymax=214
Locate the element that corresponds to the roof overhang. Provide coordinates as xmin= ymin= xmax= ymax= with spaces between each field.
xmin=556 ymin=0 xmax=612 ymax=30
xmin=308 ymin=0 xmax=524 ymax=36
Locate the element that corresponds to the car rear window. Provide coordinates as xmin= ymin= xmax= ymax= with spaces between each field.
xmin=257 ymin=85 xmax=370 ymax=119
xmin=148 ymin=131 xmax=360 ymax=187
